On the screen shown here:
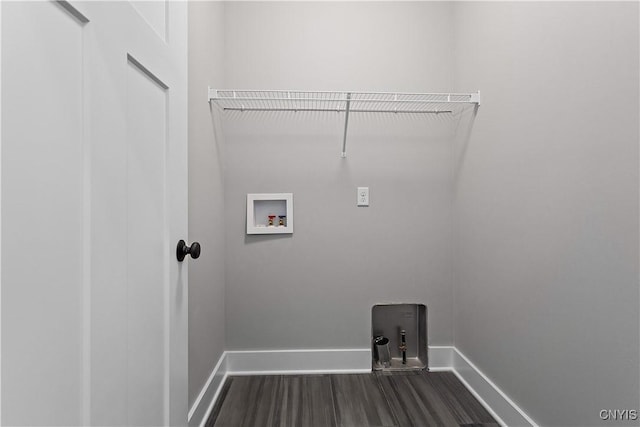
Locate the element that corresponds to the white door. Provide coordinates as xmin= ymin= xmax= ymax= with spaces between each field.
xmin=1 ymin=1 xmax=188 ymax=426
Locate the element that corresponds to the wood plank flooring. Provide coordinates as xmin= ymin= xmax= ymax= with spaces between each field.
xmin=206 ymin=371 xmax=498 ymax=427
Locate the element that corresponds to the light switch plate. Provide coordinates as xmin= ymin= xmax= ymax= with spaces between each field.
xmin=357 ymin=187 xmax=369 ymax=206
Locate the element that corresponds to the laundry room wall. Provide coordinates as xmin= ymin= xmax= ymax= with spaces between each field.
xmin=452 ymin=2 xmax=640 ymax=426
xmin=220 ymin=2 xmax=459 ymax=350
xmin=188 ymin=0 xmax=227 ymax=408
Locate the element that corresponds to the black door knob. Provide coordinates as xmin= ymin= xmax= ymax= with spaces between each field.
xmin=177 ymin=240 xmax=201 ymax=262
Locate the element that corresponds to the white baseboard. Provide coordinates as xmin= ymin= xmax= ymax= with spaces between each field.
xmin=188 ymin=346 xmax=537 ymax=427
xmin=452 ymin=348 xmax=538 ymax=427
xmin=225 ymin=346 xmax=455 ymax=375
xmin=428 ymin=345 xmax=454 ymax=370
xmin=225 ymin=348 xmax=371 ymax=375
xmin=188 ymin=352 xmax=228 ymax=427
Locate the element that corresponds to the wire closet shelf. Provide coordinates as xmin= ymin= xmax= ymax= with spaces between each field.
xmin=208 ymin=88 xmax=480 ymax=156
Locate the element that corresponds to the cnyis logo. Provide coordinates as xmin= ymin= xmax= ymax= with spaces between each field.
xmin=599 ymin=409 xmax=639 ymax=421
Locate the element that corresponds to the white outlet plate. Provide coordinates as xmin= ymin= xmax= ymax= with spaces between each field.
xmin=357 ymin=187 xmax=369 ymax=206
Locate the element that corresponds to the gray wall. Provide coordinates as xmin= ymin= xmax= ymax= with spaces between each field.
xmin=189 ymin=3 xmax=640 ymax=425
xmin=222 ymin=2 xmax=458 ymax=350
xmin=452 ymin=2 xmax=639 ymax=426
xmin=188 ymin=1 xmax=226 ymax=408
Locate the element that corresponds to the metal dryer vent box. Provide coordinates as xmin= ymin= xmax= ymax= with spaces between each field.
xmin=371 ymin=303 xmax=428 ymax=371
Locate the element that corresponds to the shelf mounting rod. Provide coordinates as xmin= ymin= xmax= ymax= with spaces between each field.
xmin=341 ymin=92 xmax=352 ymax=158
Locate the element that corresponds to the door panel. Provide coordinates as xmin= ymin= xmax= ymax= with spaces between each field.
xmin=130 ymin=0 xmax=167 ymax=42
xmin=126 ymin=56 xmax=168 ymax=427
xmin=1 ymin=2 xmax=85 ymax=425
xmin=1 ymin=1 xmax=188 ymax=425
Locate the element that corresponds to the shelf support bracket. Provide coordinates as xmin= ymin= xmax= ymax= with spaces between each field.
xmin=208 ymin=86 xmax=217 ymax=103
xmin=469 ymin=91 xmax=481 ymax=105
xmin=341 ymin=92 xmax=352 ymax=158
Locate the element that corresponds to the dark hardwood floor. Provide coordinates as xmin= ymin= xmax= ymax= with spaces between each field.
xmin=206 ymin=371 xmax=499 ymax=427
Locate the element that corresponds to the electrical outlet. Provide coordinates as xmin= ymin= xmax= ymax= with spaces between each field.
xmin=357 ymin=187 xmax=369 ymax=206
